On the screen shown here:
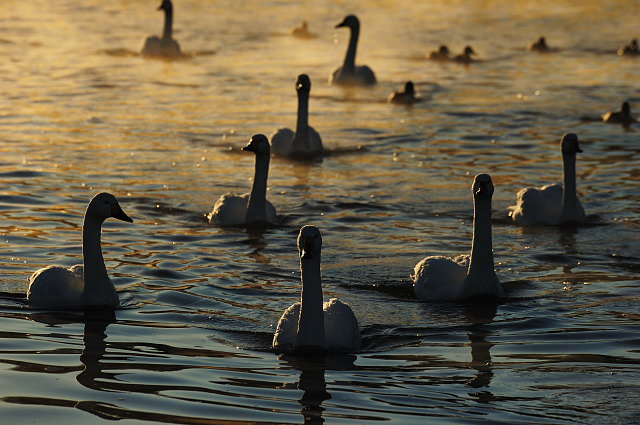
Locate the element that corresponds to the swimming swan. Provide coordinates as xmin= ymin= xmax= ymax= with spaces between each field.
xmin=527 ymin=36 xmax=550 ymax=52
xmin=27 ymin=193 xmax=133 ymax=309
xmin=617 ymin=39 xmax=639 ymax=56
xmin=270 ymin=74 xmax=323 ymax=158
xmin=141 ymin=0 xmax=182 ymax=59
xmin=289 ymin=21 xmax=316 ymax=39
xmin=508 ymin=133 xmax=585 ymax=226
xmin=602 ymin=101 xmax=635 ymax=124
xmin=453 ymin=46 xmax=476 ymax=64
xmin=273 ymin=225 xmax=360 ymax=353
xmin=428 ymin=45 xmax=451 ymax=61
xmin=412 ymin=174 xmax=505 ymax=302
xmin=388 ymin=81 xmax=420 ymax=105
xmin=208 ymin=134 xmax=278 ymax=226
xmin=331 ymin=15 xmax=376 ymax=86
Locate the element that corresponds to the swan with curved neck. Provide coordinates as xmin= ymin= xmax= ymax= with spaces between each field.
xmin=271 ymin=74 xmax=323 ymax=158
xmin=388 ymin=81 xmax=420 ymax=105
xmin=208 ymin=134 xmax=278 ymax=226
xmin=141 ymin=0 xmax=182 ymax=59
xmin=331 ymin=15 xmax=376 ymax=86
xmin=273 ymin=225 xmax=360 ymax=353
xmin=602 ymin=101 xmax=635 ymax=125
xmin=27 ymin=193 xmax=133 ymax=309
xmin=508 ymin=133 xmax=585 ymax=226
xmin=412 ymin=174 xmax=505 ymax=302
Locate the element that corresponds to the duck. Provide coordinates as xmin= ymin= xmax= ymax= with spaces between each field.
xmin=208 ymin=134 xmax=278 ymax=226
xmin=270 ymin=74 xmax=323 ymax=158
xmin=412 ymin=174 xmax=505 ymax=302
xmin=508 ymin=133 xmax=585 ymax=226
xmin=527 ymin=36 xmax=550 ymax=52
xmin=273 ymin=225 xmax=361 ymax=353
xmin=289 ymin=21 xmax=316 ymax=39
xmin=428 ymin=45 xmax=451 ymax=61
xmin=388 ymin=81 xmax=420 ymax=105
xmin=602 ymin=101 xmax=635 ymax=125
xmin=617 ymin=39 xmax=639 ymax=56
xmin=453 ymin=46 xmax=476 ymax=64
xmin=140 ymin=0 xmax=182 ymax=59
xmin=27 ymin=193 xmax=133 ymax=309
xmin=331 ymin=15 xmax=376 ymax=86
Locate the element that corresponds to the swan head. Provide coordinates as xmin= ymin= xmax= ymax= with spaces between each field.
xmin=158 ymin=0 xmax=172 ymax=12
xmin=298 ymin=225 xmax=322 ymax=260
xmin=438 ymin=45 xmax=449 ymax=55
xmin=464 ymin=46 xmax=476 ymax=56
xmin=560 ymin=133 xmax=582 ymax=155
xmin=473 ymin=174 xmax=494 ymax=201
xmin=621 ymin=101 xmax=631 ymax=115
xmin=296 ymin=74 xmax=311 ymax=94
xmin=88 ymin=192 xmax=133 ymax=223
xmin=242 ymin=134 xmax=271 ymax=156
xmin=336 ymin=15 xmax=359 ymax=30
xmin=404 ymin=81 xmax=415 ymax=95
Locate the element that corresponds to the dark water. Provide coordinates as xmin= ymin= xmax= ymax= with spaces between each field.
xmin=1 ymin=0 xmax=639 ymax=423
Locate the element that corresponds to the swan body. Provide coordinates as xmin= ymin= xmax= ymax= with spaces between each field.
xmin=331 ymin=15 xmax=376 ymax=86
xmin=273 ymin=226 xmax=360 ymax=353
xmin=208 ymin=135 xmax=278 ymax=226
xmin=453 ymin=46 xmax=476 ymax=64
xmin=412 ymin=174 xmax=504 ymax=302
xmin=528 ymin=36 xmax=550 ymax=52
xmin=428 ymin=45 xmax=450 ymax=61
xmin=271 ymin=74 xmax=323 ymax=158
xmin=602 ymin=101 xmax=635 ymax=124
xmin=141 ymin=0 xmax=182 ymax=59
xmin=388 ymin=81 xmax=420 ymax=105
xmin=508 ymin=133 xmax=585 ymax=226
xmin=27 ymin=193 xmax=133 ymax=309
xmin=617 ymin=39 xmax=639 ymax=56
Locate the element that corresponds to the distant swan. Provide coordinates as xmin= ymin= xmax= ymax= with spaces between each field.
xmin=331 ymin=15 xmax=376 ymax=86
xmin=428 ymin=45 xmax=450 ymax=61
xmin=273 ymin=225 xmax=361 ymax=353
xmin=508 ymin=133 xmax=585 ymax=226
xmin=27 ymin=193 xmax=133 ymax=309
xmin=208 ymin=134 xmax=278 ymax=226
xmin=388 ymin=81 xmax=420 ymax=105
xmin=270 ymin=74 xmax=324 ymax=158
xmin=289 ymin=21 xmax=316 ymax=39
xmin=141 ymin=0 xmax=182 ymax=59
xmin=617 ymin=39 xmax=639 ymax=56
xmin=412 ymin=174 xmax=505 ymax=302
xmin=602 ymin=101 xmax=635 ymax=124
xmin=528 ymin=36 xmax=550 ymax=52
xmin=453 ymin=46 xmax=476 ymax=64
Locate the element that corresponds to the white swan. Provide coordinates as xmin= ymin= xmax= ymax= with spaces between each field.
xmin=331 ymin=15 xmax=376 ymax=86
xmin=27 ymin=193 xmax=133 ymax=309
xmin=388 ymin=81 xmax=420 ymax=105
xmin=273 ymin=225 xmax=361 ymax=353
xmin=140 ymin=0 xmax=182 ymax=59
xmin=412 ymin=174 xmax=505 ymax=302
xmin=602 ymin=101 xmax=635 ymax=124
xmin=208 ymin=134 xmax=278 ymax=226
xmin=270 ymin=74 xmax=323 ymax=158
xmin=508 ymin=133 xmax=585 ymax=226
xmin=428 ymin=45 xmax=451 ymax=61
xmin=453 ymin=46 xmax=476 ymax=64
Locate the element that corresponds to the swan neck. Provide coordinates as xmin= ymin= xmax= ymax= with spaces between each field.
xmin=342 ymin=24 xmax=359 ymax=73
xmin=561 ymin=153 xmax=578 ymax=208
xmin=162 ymin=5 xmax=173 ymax=40
xmin=296 ymin=257 xmax=325 ymax=349
xmin=293 ymin=90 xmax=310 ymax=151
xmin=82 ymin=215 xmax=110 ymax=300
xmin=245 ymin=153 xmax=270 ymax=223
xmin=467 ymin=198 xmax=494 ymax=278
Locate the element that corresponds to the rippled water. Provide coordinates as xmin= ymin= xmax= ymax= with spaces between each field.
xmin=1 ymin=0 xmax=639 ymax=423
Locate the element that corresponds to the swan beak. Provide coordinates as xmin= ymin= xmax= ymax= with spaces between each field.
xmin=335 ymin=20 xmax=347 ymax=29
xmin=112 ymin=203 xmax=133 ymax=223
xmin=242 ymin=142 xmax=257 ymax=153
xmin=575 ymin=144 xmax=583 ymax=153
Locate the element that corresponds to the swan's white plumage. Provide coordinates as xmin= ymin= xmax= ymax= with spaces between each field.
xmin=27 ymin=193 xmax=133 ymax=309
xmin=273 ymin=226 xmax=360 ymax=353
xmin=208 ymin=134 xmax=278 ymax=226
xmin=140 ymin=0 xmax=183 ymax=59
xmin=270 ymin=74 xmax=323 ymax=157
xmin=412 ymin=174 xmax=504 ymax=302
xmin=508 ymin=133 xmax=585 ymax=226
xmin=602 ymin=102 xmax=635 ymax=124
xmin=331 ymin=15 xmax=376 ymax=86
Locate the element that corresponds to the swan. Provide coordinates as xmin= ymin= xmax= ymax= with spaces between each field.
xmin=428 ymin=45 xmax=451 ymax=61
xmin=270 ymin=74 xmax=324 ymax=158
xmin=273 ymin=225 xmax=361 ymax=353
xmin=331 ymin=15 xmax=376 ymax=86
xmin=602 ymin=101 xmax=635 ymax=124
xmin=208 ymin=134 xmax=278 ymax=226
xmin=528 ymin=36 xmax=550 ymax=52
xmin=289 ymin=21 xmax=316 ymax=39
xmin=140 ymin=0 xmax=182 ymax=59
xmin=617 ymin=39 xmax=639 ymax=56
xmin=388 ymin=81 xmax=420 ymax=105
xmin=27 ymin=193 xmax=133 ymax=309
xmin=453 ymin=46 xmax=476 ymax=64
xmin=508 ymin=133 xmax=585 ymax=226
xmin=412 ymin=174 xmax=505 ymax=302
